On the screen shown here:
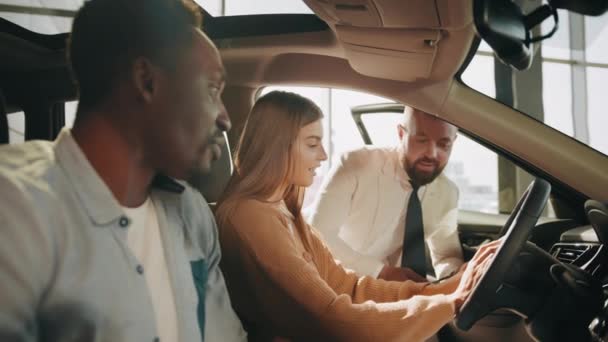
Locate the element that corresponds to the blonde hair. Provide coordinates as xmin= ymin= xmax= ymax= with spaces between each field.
xmin=217 ymin=91 xmax=323 ymax=235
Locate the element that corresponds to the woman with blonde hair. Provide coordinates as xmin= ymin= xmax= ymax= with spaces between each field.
xmin=216 ymin=90 xmax=496 ymax=341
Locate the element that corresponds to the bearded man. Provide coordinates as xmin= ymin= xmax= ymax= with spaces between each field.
xmin=309 ymin=106 xmax=463 ymax=283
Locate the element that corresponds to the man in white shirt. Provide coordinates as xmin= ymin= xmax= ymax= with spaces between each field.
xmin=309 ymin=106 xmax=463 ymax=282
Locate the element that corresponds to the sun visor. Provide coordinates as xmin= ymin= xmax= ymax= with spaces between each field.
xmin=304 ymin=0 xmax=474 ymax=82
xmin=336 ymin=25 xmax=441 ymax=81
xmin=307 ymin=0 xmax=439 ymax=28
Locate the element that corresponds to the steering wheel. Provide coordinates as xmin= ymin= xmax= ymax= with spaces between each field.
xmin=455 ymin=178 xmax=551 ymax=330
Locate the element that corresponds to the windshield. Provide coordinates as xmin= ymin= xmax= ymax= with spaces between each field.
xmin=461 ymin=9 xmax=608 ymax=157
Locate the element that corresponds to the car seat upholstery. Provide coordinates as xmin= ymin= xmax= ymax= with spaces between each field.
xmin=188 ymin=132 xmax=233 ymax=206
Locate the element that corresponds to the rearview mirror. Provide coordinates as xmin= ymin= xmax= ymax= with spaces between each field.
xmin=474 ymin=0 xmax=608 ymax=71
xmin=473 ymin=0 xmax=532 ymax=70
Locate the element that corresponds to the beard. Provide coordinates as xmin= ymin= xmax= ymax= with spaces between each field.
xmin=188 ymin=131 xmax=225 ymax=178
xmin=404 ymin=157 xmax=445 ymax=186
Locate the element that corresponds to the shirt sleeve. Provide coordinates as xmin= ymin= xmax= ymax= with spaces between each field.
xmin=428 ymin=182 xmax=464 ymax=279
xmin=308 ymin=152 xmax=385 ymax=277
xmin=195 ymin=195 xmax=247 ymax=342
xmin=0 ymin=171 xmax=54 ymax=340
xmin=224 ymin=203 xmax=455 ymax=342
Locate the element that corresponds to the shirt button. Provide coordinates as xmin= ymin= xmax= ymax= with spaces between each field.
xmin=136 ymin=264 xmax=144 ymax=274
xmin=119 ymin=216 xmax=130 ymax=228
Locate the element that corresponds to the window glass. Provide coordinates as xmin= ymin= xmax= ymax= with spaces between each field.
xmin=461 ymin=54 xmax=495 ymax=99
xmin=328 ymin=89 xmax=390 ymax=164
xmin=585 ymin=14 xmax=608 ymax=64
xmin=65 ymin=101 xmax=78 ymax=128
xmin=448 ymin=136 xmax=499 ymax=214
xmin=0 ymin=0 xmax=81 ymax=11
xmin=477 ymin=40 xmax=492 ymax=53
xmin=541 ymin=9 xmax=570 ymax=59
xmin=0 ymin=9 xmax=73 ymax=34
xmin=360 ymin=113 xmax=401 ymax=147
xmin=542 ymin=62 xmax=573 ymax=136
xmin=587 ymin=67 xmax=608 ymax=155
xmin=194 ymin=0 xmax=223 ymax=16
xmin=7 ymin=111 xmax=25 ymax=144
xmin=223 ymin=0 xmax=312 ymax=16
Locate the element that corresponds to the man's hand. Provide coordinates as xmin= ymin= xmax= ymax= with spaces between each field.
xmin=377 ymin=265 xmax=428 ymax=282
xmin=448 ymin=239 xmax=501 ymax=312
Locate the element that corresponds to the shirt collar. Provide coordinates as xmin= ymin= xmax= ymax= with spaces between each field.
xmin=54 ymin=128 xmax=184 ymax=226
xmin=382 ymin=147 xmax=410 ymax=186
xmin=382 ymin=147 xmax=428 ymax=192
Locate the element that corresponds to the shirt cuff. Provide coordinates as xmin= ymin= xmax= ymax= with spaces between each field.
xmin=434 ymin=258 xmax=464 ymax=279
xmin=352 ymin=257 xmax=385 ymax=278
xmin=369 ymin=260 xmax=386 ymax=278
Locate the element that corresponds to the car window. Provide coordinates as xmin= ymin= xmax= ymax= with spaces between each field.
xmin=65 ymin=101 xmax=78 ymax=128
xmin=461 ymin=54 xmax=495 ymax=99
xmin=0 ymin=5 xmax=74 ymax=34
xmin=259 ymin=86 xmax=554 ymax=217
xmin=7 ymin=111 xmax=24 ymax=144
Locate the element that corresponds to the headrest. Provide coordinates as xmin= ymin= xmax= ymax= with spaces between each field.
xmin=188 ymin=132 xmax=233 ymax=204
xmin=0 ymin=89 xmax=8 ymax=144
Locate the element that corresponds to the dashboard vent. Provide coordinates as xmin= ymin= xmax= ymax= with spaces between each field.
xmin=550 ymin=243 xmax=601 ymax=266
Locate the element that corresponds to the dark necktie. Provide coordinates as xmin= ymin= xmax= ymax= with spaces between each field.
xmin=401 ymin=182 xmax=426 ymax=277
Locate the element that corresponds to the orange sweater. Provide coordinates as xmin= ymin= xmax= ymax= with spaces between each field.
xmin=217 ymin=199 xmax=456 ymax=342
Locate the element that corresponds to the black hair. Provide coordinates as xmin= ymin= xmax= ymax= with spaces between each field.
xmin=68 ymin=0 xmax=202 ymax=111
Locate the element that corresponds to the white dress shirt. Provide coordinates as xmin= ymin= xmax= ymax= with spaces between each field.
xmin=308 ymin=146 xmax=463 ymax=279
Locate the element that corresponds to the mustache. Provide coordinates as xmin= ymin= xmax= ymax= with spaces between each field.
xmin=415 ymin=157 xmax=438 ymax=166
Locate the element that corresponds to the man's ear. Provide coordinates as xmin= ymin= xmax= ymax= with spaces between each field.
xmin=397 ymin=124 xmax=406 ymax=140
xmin=132 ymin=57 xmax=156 ymax=103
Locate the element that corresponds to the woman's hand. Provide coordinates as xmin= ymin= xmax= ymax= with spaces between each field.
xmin=448 ymin=239 xmax=502 ymax=313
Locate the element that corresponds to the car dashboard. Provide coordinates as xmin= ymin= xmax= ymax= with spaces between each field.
xmin=545 ymin=206 xmax=608 ymax=340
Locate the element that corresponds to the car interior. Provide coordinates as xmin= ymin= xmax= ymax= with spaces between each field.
xmin=1 ymin=0 xmax=608 ymax=341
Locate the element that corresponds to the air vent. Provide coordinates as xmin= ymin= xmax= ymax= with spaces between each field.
xmin=550 ymin=243 xmax=601 ymax=266
xmin=554 ymin=245 xmax=587 ymax=263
